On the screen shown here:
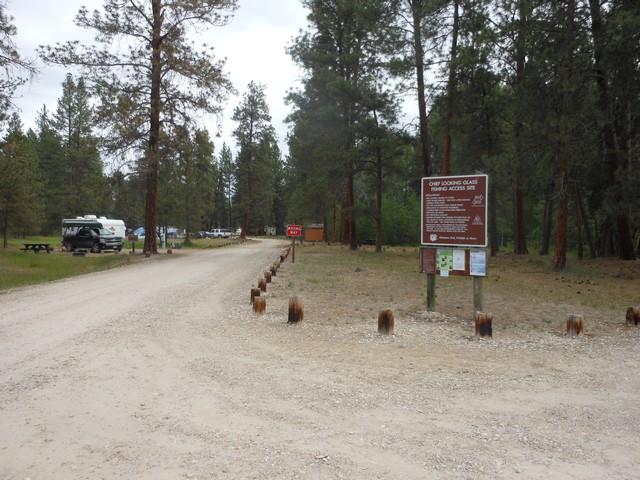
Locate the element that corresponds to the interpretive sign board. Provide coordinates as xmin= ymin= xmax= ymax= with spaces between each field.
xmin=287 ymin=224 xmax=302 ymax=237
xmin=421 ymin=174 xmax=488 ymax=247
xmin=420 ymin=247 xmax=487 ymax=277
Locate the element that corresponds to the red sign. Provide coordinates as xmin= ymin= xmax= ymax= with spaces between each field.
xmin=421 ymin=174 xmax=488 ymax=247
xmin=287 ymin=224 xmax=302 ymax=237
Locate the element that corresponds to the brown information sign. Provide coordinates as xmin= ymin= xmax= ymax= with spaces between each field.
xmin=421 ymin=174 xmax=488 ymax=247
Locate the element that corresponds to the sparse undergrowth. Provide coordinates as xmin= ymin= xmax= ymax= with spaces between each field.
xmin=273 ymin=243 xmax=639 ymax=336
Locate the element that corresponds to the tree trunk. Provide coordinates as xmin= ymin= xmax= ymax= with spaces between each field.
xmin=340 ymin=179 xmax=351 ymax=246
xmin=513 ymin=177 xmax=528 ymax=254
xmin=348 ymin=174 xmax=357 ymax=250
xmin=143 ymin=0 xmax=163 ymax=255
xmin=410 ymin=0 xmax=431 ymax=177
xmin=540 ymin=179 xmax=554 ymax=255
xmin=573 ymin=183 xmax=584 ymax=261
xmin=489 ymin=182 xmax=498 ymax=256
xmin=442 ymin=0 xmax=459 ymax=176
xmin=575 ymin=184 xmax=596 ymax=258
xmin=375 ymin=144 xmax=383 ymax=253
xmin=241 ymin=211 xmax=249 ymax=239
xmin=553 ymin=171 xmax=569 ymax=270
xmin=331 ymin=189 xmax=337 ymax=245
xmin=552 ymin=0 xmax=576 ymax=271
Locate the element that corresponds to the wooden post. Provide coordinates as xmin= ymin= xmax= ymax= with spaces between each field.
xmin=292 ymin=237 xmax=296 ymax=263
xmin=626 ymin=306 xmax=640 ymax=326
xmin=473 ymin=276 xmax=484 ymax=312
xmin=288 ymin=297 xmax=304 ymax=323
xmin=426 ymin=273 xmax=436 ymax=312
xmin=258 ymin=278 xmax=267 ymax=292
xmin=250 ymin=288 xmax=261 ymax=304
xmin=264 ymin=271 xmax=272 ymax=283
xmin=378 ymin=310 xmax=395 ymax=335
xmin=253 ymin=297 xmax=266 ymax=314
xmin=475 ymin=311 xmax=493 ymax=338
xmin=566 ymin=314 xmax=584 ymax=337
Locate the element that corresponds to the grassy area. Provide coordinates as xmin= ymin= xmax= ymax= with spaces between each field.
xmin=0 ymin=236 xmax=134 ymax=291
xmin=0 ymin=235 xmax=245 ymax=292
xmin=282 ymin=243 xmax=639 ymax=330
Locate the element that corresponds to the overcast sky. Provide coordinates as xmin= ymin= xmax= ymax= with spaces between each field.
xmin=9 ymin=0 xmax=309 ymax=158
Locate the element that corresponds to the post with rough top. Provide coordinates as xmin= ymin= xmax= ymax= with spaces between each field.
xmin=378 ymin=310 xmax=395 ymax=335
xmin=288 ymin=297 xmax=304 ymax=323
xmin=566 ymin=314 xmax=583 ymax=338
xmin=626 ymin=306 xmax=640 ymax=326
xmin=475 ymin=311 xmax=492 ymax=338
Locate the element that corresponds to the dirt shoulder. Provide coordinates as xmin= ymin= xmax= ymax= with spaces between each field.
xmin=1 ymin=240 xmax=639 ymax=479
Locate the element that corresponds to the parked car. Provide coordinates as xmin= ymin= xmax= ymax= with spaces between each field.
xmin=210 ymin=228 xmax=231 ymax=238
xmin=64 ymin=227 xmax=124 ymax=253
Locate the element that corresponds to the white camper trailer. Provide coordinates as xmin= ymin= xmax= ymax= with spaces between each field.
xmin=62 ymin=215 xmax=126 ymax=237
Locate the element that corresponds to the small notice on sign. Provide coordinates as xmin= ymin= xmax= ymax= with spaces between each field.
xmin=420 ymin=247 xmax=488 ymax=277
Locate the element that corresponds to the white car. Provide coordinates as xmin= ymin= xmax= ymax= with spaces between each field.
xmin=210 ymin=228 xmax=231 ymax=238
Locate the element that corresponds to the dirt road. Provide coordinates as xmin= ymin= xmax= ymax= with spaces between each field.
xmin=1 ymin=239 xmax=639 ymax=479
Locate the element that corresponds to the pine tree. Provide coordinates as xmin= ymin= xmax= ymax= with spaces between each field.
xmin=232 ymin=82 xmax=279 ymax=237
xmin=39 ymin=0 xmax=237 ymax=253
xmin=0 ymin=113 xmax=42 ymax=246
xmin=52 ymin=74 xmax=105 ymax=218
xmin=0 ymin=2 xmax=37 ymax=123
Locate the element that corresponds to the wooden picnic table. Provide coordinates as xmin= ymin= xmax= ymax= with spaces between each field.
xmin=21 ymin=243 xmax=52 ymax=253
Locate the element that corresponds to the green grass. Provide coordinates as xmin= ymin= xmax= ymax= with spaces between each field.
xmin=0 ymin=249 xmax=132 ymax=291
xmin=285 ymin=243 xmax=639 ymax=330
xmin=0 ymin=235 xmax=246 ymax=291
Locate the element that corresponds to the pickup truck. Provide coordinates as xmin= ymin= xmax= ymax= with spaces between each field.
xmin=63 ymin=227 xmax=124 ymax=253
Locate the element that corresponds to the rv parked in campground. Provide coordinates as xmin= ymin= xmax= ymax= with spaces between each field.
xmin=61 ymin=215 xmax=126 ymax=252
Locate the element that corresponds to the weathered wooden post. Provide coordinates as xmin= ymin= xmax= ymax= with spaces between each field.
xmin=626 ymin=306 xmax=640 ymax=326
xmin=288 ymin=297 xmax=304 ymax=323
xmin=264 ymin=271 xmax=272 ymax=283
xmin=475 ymin=311 xmax=492 ymax=338
xmin=253 ymin=297 xmax=266 ymax=314
xmin=378 ymin=310 xmax=395 ymax=335
xmin=258 ymin=278 xmax=267 ymax=292
xmin=566 ymin=314 xmax=584 ymax=338
xmin=250 ymin=288 xmax=261 ymax=304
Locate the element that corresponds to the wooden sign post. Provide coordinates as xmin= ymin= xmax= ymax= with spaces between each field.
xmin=287 ymin=224 xmax=302 ymax=263
xmin=421 ymin=174 xmax=489 ymax=313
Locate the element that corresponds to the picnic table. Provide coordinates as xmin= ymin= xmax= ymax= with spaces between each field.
xmin=21 ymin=243 xmax=52 ymax=253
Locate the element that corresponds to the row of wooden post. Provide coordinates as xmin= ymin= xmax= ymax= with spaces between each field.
xmin=250 ymin=252 xmax=638 ymax=336
xmin=474 ymin=307 xmax=640 ymax=340
xmin=250 ymin=248 xmax=291 ymax=316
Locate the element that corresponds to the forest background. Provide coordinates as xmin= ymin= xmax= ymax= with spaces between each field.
xmin=1 ymin=0 xmax=638 ymax=270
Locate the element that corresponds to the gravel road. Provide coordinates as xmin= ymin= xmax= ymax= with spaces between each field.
xmin=1 ymin=239 xmax=639 ymax=479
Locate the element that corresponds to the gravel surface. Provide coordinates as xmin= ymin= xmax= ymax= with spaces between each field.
xmin=1 ymin=239 xmax=639 ymax=479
